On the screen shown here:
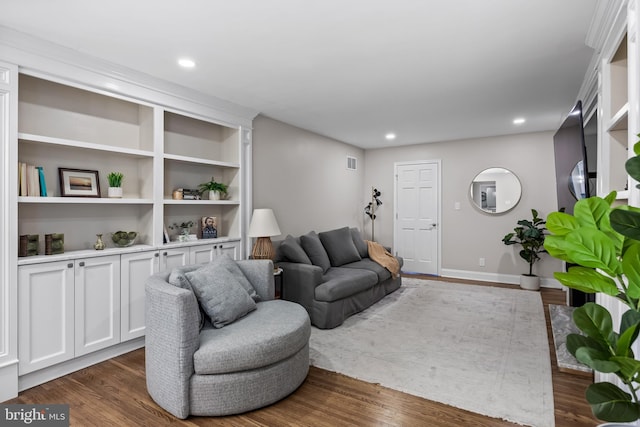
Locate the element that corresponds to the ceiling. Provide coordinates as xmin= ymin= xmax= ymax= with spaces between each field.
xmin=0 ymin=0 xmax=599 ymax=149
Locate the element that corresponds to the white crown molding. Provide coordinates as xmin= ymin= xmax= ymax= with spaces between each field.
xmin=586 ymin=0 xmax=628 ymax=52
xmin=0 ymin=25 xmax=259 ymax=127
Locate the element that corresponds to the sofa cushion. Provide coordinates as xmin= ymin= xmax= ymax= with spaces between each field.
xmin=279 ymin=235 xmax=312 ymax=264
xmin=319 ymin=227 xmax=362 ymax=267
xmin=300 ymin=231 xmax=331 ymax=272
xmin=342 ymin=258 xmax=392 ymax=282
xmin=213 ymin=254 xmax=261 ymax=302
xmin=315 ymin=267 xmax=378 ymax=302
xmin=194 ymin=300 xmax=310 ymax=375
xmin=187 ymin=263 xmax=257 ymax=328
xmin=350 ymin=228 xmax=369 ymax=258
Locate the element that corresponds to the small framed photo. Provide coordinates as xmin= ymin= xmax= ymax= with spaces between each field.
xmin=59 ymin=168 xmax=101 ymax=197
xmin=200 ymin=216 xmax=218 ymax=239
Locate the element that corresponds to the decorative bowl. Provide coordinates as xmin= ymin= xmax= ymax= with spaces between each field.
xmin=111 ymin=231 xmax=137 ymax=247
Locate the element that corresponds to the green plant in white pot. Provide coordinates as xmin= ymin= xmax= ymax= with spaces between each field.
xmin=198 ymin=177 xmax=228 ymax=200
xmin=107 ymin=171 xmax=123 ymax=198
xmin=544 ymin=138 xmax=640 ymax=425
xmin=502 ymin=209 xmax=547 ymax=290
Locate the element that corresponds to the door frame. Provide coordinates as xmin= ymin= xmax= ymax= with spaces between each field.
xmin=393 ymin=159 xmax=442 ymax=276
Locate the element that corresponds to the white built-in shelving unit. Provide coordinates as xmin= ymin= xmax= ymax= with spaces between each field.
xmin=0 ymin=27 xmax=256 ymax=399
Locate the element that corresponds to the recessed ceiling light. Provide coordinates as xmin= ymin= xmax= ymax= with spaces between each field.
xmin=178 ymin=58 xmax=196 ymax=68
xmin=513 ymin=118 xmax=526 ymax=125
xmin=385 ymin=133 xmax=396 ymax=140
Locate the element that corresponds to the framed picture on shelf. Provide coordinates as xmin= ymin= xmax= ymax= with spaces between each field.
xmin=200 ymin=216 xmax=218 ymax=239
xmin=59 ymin=168 xmax=100 ymax=197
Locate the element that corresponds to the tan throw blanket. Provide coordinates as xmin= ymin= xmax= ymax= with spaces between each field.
xmin=367 ymin=240 xmax=400 ymax=278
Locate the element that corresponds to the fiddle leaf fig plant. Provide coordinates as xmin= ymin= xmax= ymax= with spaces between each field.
xmin=543 ymin=138 xmax=640 ymax=423
xmin=501 ymin=209 xmax=547 ymax=276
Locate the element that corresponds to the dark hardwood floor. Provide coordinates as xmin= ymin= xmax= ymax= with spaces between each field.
xmin=6 ymin=276 xmax=600 ymax=426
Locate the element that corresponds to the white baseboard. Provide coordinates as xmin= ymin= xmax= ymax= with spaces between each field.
xmin=18 ymin=337 xmax=145 ymax=392
xmin=0 ymin=360 xmax=18 ymax=402
xmin=439 ymin=268 xmax=563 ymax=289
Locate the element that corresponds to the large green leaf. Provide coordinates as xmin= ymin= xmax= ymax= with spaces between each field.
xmin=566 ymin=333 xmax=608 ymax=358
xmin=575 ymin=346 xmax=620 ymax=372
xmin=604 ymin=191 xmax=618 ymax=205
xmin=564 ymin=229 xmax=622 ymax=275
xmin=586 ymin=382 xmax=640 ymax=422
xmin=611 ymin=356 xmax=640 ymax=383
xmin=543 ymin=235 xmax=573 ymax=263
xmin=546 ymin=211 xmax=578 ymax=236
xmin=626 ymin=154 xmax=640 ymax=184
xmin=621 ymin=309 xmax=640 ymax=337
xmin=573 ymin=303 xmax=615 ymax=347
xmin=616 ymin=322 xmax=639 ymax=358
xmin=553 ymin=267 xmax=619 ymax=296
xmin=611 ymin=207 xmax=640 ymax=241
xmin=623 ymin=244 xmax=640 ymax=299
xmin=574 ymin=197 xmax=611 ymax=229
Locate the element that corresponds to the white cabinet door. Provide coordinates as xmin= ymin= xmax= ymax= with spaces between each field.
xmin=120 ymin=250 xmax=159 ymax=341
xmin=159 ymin=247 xmax=189 ymax=272
xmin=18 ymin=261 xmax=75 ymax=375
xmin=189 ymin=244 xmax=217 ymax=264
xmin=219 ymin=241 xmax=240 ymax=260
xmin=74 ymin=255 xmax=121 ymax=357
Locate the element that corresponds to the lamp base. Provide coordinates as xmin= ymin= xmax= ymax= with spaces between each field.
xmin=251 ymin=237 xmax=275 ymax=260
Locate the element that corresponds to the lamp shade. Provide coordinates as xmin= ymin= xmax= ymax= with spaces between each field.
xmin=248 ymin=209 xmax=281 ymax=237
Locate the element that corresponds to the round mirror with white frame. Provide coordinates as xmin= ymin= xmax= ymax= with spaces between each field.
xmin=469 ymin=167 xmax=522 ymax=214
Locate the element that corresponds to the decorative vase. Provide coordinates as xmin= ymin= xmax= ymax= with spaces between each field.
xmin=94 ymin=234 xmax=105 ymax=250
xmin=208 ymin=190 xmax=220 ymax=201
xmin=519 ymin=274 xmax=540 ymax=291
xmin=108 ymin=187 xmax=123 ymax=198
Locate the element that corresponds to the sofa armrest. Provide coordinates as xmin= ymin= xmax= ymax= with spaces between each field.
xmin=145 ymin=272 xmax=200 ymax=419
xmin=277 ymin=261 xmax=324 ymax=313
xmin=236 ymin=259 xmax=274 ymax=301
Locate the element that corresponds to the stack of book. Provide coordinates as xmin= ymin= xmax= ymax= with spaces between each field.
xmin=182 ymin=189 xmax=201 ymax=200
xmin=45 ymin=233 xmax=64 ymax=255
xmin=18 ymin=163 xmax=47 ymax=197
xmin=18 ymin=234 xmax=39 ymax=257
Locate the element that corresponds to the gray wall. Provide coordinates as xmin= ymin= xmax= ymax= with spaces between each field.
xmin=364 ymin=131 xmax=564 ymax=280
xmin=253 ymin=115 xmax=564 ymax=282
xmin=252 ymin=115 xmax=365 ymax=238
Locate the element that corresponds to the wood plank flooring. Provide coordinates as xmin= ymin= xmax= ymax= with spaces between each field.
xmin=6 ymin=277 xmax=600 ymax=426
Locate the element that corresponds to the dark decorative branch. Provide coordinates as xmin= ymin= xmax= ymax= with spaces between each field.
xmin=364 ymin=187 xmax=382 ymax=240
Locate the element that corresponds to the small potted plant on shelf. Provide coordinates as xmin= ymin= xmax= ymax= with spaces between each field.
xmin=198 ymin=177 xmax=228 ymax=200
xmin=107 ymin=172 xmax=124 ymax=198
xmin=501 ymin=208 xmax=547 ymax=290
xmin=543 ymin=136 xmax=640 ymax=426
xmin=169 ymin=221 xmax=195 ymax=242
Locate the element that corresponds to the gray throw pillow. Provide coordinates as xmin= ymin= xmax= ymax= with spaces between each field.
xmin=350 ymin=227 xmax=369 ymax=258
xmin=319 ymin=226 xmax=362 ymax=267
xmin=168 ymin=266 xmax=206 ymax=330
xmin=212 ymin=254 xmax=261 ymax=301
xmin=186 ymin=263 xmax=257 ymax=328
xmin=300 ymin=231 xmax=331 ymax=272
xmin=280 ymin=235 xmax=312 ymax=264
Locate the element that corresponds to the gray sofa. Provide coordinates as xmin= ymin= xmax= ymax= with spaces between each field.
xmin=274 ymin=227 xmax=403 ymax=329
xmin=145 ymin=258 xmax=311 ymax=419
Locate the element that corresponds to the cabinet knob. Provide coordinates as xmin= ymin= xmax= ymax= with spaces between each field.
xmin=163 ymin=252 xmax=168 ymax=256
xmin=67 ymin=263 xmax=73 ymax=268
xmin=78 ymin=261 xmax=85 ymax=267
xmin=155 ymin=253 xmax=159 ymax=257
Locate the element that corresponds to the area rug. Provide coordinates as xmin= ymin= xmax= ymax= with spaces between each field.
xmin=309 ymin=278 xmax=555 ymax=427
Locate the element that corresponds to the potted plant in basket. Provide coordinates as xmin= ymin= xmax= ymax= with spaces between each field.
xmin=107 ymin=171 xmax=124 ymax=198
xmin=198 ymin=177 xmax=228 ymax=200
xmin=502 ymin=208 xmax=547 ymax=290
xmin=543 ymin=137 xmax=640 ymax=425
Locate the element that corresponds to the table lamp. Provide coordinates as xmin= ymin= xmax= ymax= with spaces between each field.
xmin=248 ymin=208 xmax=281 ymax=260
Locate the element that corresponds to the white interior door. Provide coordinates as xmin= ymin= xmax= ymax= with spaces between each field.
xmin=394 ymin=161 xmax=440 ymax=275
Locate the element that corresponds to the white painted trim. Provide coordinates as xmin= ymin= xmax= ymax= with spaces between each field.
xmin=394 ymin=159 xmax=442 ymax=276
xmin=440 ymin=268 xmax=564 ymax=289
xmin=0 ymin=361 xmax=18 ymax=402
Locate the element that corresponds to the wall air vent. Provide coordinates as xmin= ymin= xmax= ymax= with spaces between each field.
xmin=347 ymin=156 xmax=357 ymax=171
